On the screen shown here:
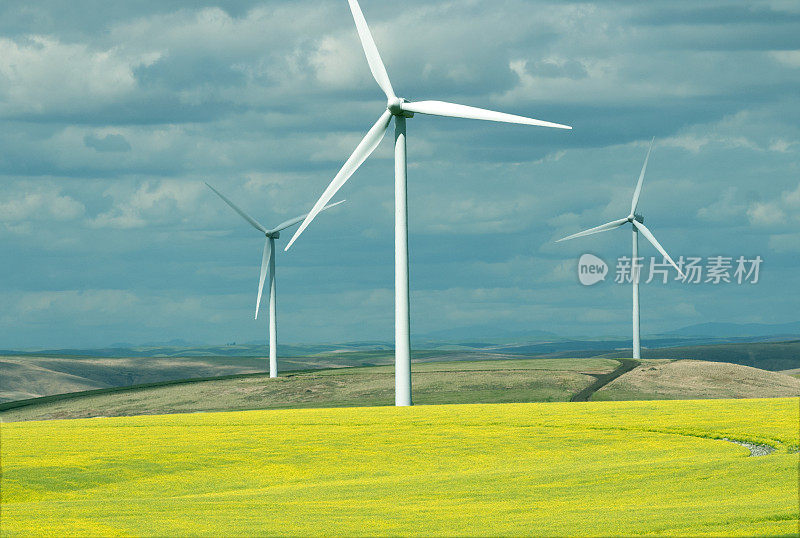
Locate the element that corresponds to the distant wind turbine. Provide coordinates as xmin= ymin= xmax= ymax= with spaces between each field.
xmin=285 ymin=0 xmax=571 ymax=406
xmin=555 ymin=138 xmax=684 ymax=359
xmin=206 ymin=183 xmax=344 ymax=377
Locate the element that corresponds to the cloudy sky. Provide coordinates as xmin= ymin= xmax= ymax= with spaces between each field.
xmin=1 ymin=0 xmax=798 ymax=349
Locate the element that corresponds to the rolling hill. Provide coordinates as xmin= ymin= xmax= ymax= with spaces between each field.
xmin=2 ymin=339 xmax=798 ymax=406
xmin=593 ymin=360 xmax=800 ymax=401
xmin=3 ymin=358 xmax=798 ymax=423
xmin=599 ymin=340 xmax=800 ymax=371
xmin=0 ymin=358 xmax=619 ymax=422
xmin=0 ymin=350 xmax=531 ymax=404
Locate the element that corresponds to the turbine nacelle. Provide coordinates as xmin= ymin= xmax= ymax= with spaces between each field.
xmin=388 ymin=97 xmax=414 ymax=118
xmin=555 ymin=138 xmax=684 ymax=279
xmin=204 ymin=182 xmax=344 ymax=319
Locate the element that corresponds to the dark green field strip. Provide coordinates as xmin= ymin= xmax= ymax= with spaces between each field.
xmin=598 ymin=341 xmax=800 ymax=371
xmin=0 ymin=371 xmax=270 ymax=412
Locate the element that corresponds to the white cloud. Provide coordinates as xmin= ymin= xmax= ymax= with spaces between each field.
xmin=543 ymin=258 xmax=575 ymax=283
xmin=770 ymin=50 xmax=800 ymax=68
xmin=15 ymin=289 xmax=139 ymax=317
xmin=310 ymin=34 xmax=368 ymax=90
xmin=747 ymin=182 xmax=800 ymax=227
xmin=768 ymin=233 xmax=800 ymax=253
xmin=697 ymin=188 xmax=746 ymax=222
xmin=661 ymin=133 xmax=760 ymax=154
xmin=768 ymin=139 xmax=795 ymax=152
xmin=1 ymin=288 xmax=223 ymax=336
xmin=414 ymin=192 xmax=542 ymax=234
xmin=0 ymin=35 xmax=158 ymax=115
xmin=0 ymin=186 xmax=84 ymax=223
xmin=92 ymin=180 xmax=205 ymax=229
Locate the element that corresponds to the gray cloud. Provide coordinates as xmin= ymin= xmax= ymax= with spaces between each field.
xmin=84 ymin=133 xmax=132 ymax=152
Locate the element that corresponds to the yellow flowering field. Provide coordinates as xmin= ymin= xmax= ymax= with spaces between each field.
xmin=1 ymin=398 xmax=798 ymax=536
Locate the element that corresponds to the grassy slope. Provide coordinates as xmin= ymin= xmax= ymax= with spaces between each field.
xmin=3 ymin=339 xmax=797 ymax=404
xmin=593 ymin=360 xmax=800 ymax=401
xmin=0 ymin=358 xmax=619 ymax=422
xmin=0 ymin=350 xmax=559 ymax=403
xmin=0 ymin=355 xmax=266 ymax=402
xmin=780 ymin=368 xmax=800 ymax=379
xmin=0 ymin=359 xmax=109 ymax=401
xmin=1 ymin=398 xmax=797 ymax=536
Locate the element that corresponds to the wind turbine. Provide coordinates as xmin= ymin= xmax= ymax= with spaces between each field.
xmin=555 ymin=138 xmax=684 ymax=360
xmin=285 ymin=0 xmax=571 ymax=406
xmin=206 ymin=182 xmax=344 ymax=378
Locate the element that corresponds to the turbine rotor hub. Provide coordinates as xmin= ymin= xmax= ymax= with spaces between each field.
xmin=387 ymin=97 xmax=414 ymax=118
xmin=267 ymin=231 xmax=280 ymax=239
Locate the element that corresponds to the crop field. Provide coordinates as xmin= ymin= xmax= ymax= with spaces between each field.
xmin=1 ymin=398 xmax=798 ymax=536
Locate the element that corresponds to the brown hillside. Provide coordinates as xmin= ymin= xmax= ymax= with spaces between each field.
xmin=593 ymin=359 xmax=800 ymax=401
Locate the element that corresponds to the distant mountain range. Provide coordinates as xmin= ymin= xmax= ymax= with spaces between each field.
xmin=665 ymin=321 xmax=800 ymax=338
xmin=4 ymin=322 xmax=798 ymax=357
xmin=414 ymin=325 xmax=557 ymax=344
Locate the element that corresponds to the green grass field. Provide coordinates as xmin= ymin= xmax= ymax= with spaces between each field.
xmin=2 ymin=398 xmax=798 ymax=536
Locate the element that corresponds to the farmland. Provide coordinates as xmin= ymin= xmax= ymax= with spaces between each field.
xmin=1 ymin=397 xmax=797 ymax=536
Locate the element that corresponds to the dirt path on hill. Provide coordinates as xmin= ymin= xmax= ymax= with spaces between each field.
xmin=571 ymin=359 xmax=640 ymax=402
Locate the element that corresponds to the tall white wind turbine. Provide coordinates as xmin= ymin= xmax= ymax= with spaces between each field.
xmin=285 ymin=0 xmax=571 ymax=406
xmin=555 ymin=138 xmax=684 ymax=359
xmin=206 ymin=183 xmax=344 ymax=377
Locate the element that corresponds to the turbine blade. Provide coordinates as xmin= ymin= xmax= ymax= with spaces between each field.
xmin=205 ymin=182 xmax=267 ymax=234
xmin=347 ymin=0 xmax=395 ymax=99
xmin=269 ymin=200 xmax=346 ymax=234
xmin=633 ymin=220 xmax=685 ymax=278
xmin=631 ymin=137 xmax=654 ymax=214
xmin=401 ymin=100 xmax=571 ymax=130
xmin=255 ymin=238 xmax=272 ymax=319
xmin=555 ymin=217 xmax=629 ymax=242
xmin=285 ymin=110 xmax=393 ymax=251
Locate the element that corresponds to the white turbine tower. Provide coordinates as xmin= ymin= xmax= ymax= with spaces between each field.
xmin=555 ymin=138 xmax=684 ymax=360
xmin=206 ymin=183 xmax=344 ymax=377
xmin=284 ymin=0 xmax=571 ymax=406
